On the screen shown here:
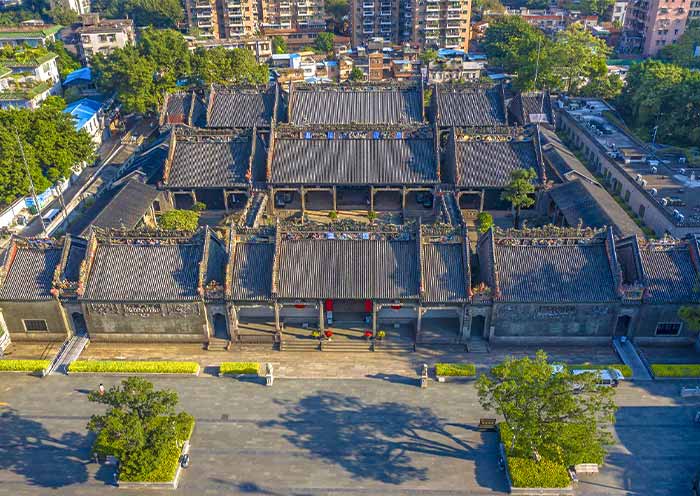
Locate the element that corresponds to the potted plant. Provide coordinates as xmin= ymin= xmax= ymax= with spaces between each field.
xmin=364 ymin=330 xmax=373 ymax=340
xmin=376 ymin=330 xmax=386 ymax=341
xmin=324 ymin=329 xmax=334 ymax=341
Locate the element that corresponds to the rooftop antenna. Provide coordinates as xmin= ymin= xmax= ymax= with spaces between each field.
xmin=14 ymin=126 xmax=46 ymax=236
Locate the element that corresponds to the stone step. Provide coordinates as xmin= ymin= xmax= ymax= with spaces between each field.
xmin=467 ymin=339 xmax=490 ymax=354
xmin=321 ymin=340 xmax=373 ymax=352
xmin=373 ymin=342 xmax=415 ymax=353
xmin=280 ymin=340 xmax=321 ymax=352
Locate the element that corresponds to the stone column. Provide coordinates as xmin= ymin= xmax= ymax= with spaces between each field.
xmin=274 ymin=302 xmax=280 ymax=331
xmin=479 ymin=189 xmax=485 ymax=212
xmin=372 ymin=303 xmax=377 ymax=335
xmin=223 ymin=190 xmax=229 ymax=212
xmin=416 ymin=306 xmax=423 ymax=344
xmin=370 ymin=186 xmax=375 ymax=212
xmin=230 ymin=304 xmax=239 ymax=340
xmin=319 ymin=301 xmax=325 ymax=332
xmin=332 ymin=186 xmax=337 ymax=211
xmin=300 ymin=187 xmax=305 ymax=214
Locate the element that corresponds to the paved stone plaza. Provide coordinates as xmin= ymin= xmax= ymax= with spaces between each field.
xmin=0 ymin=374 xmax=699 ymax=495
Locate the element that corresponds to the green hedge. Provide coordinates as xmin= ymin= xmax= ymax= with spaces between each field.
xmin=219 ymin=362 xmax=260 ymax=376
xmin=435 ymin=363 xmax=476 ymax=377
xmin=568 ymin=363 xmax=633 ymax=378
xmin=119 ymin=416 xmax=195 ymax=483
xmin=651 ymin=364 xmax=700 ymax=377
xmin=68 ymin=360 xmax=199 ymax=374
xmin=499 ymin=423 xmax=571 ymax=489
xmin=0 ymin=360 xmax=50 ymax=373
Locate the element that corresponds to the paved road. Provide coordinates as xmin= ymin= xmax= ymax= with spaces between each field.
xmin=0 ymin=376 xmax=698 ymax=495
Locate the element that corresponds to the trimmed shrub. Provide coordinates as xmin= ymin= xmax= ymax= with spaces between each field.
xmin=476 ymin=212 xmax=494 ymax=234
xmin=158 ymin=210 xmax=200 ymax=231
xmin=68 ymin=360 xmax=199 ymax=374
xmin=0 ymin=360 xmax=50 ymax=373
xmin=435 ymin=363 xmax=476 ymax=377
xmin=568 ymin=363 xmax=633 ymax=378
xmin=651 ymin=364 xmax=700 ymax=377
xmin=499 ymin=423 xmax=571 ymax=489
xmin=219 ymin=362 xmax=260 ymax=375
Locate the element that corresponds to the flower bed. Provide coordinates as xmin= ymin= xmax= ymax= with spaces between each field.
xmin=435 ymin=363 xmax=476 ymax=377
xmin=568 ymin=363 xmax=633 ymax=378
xmin=68 ymin=360 xmax=199 ymax=374
xmin=219 ymin=362 xmax=260 ymax=376
xmin=119 ymin=416 xmax=195 ymax=483
xmin=499 ymin=423 xmax=571 ymax=489
xmin=651 ymin=364 xmax=700 ymax=377
xmin=0 ymin=359 xmax=50 ymax=373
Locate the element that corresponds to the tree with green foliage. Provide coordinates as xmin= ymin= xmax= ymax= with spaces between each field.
xmin=48 ymin=4 xmax=78 ymax=25
xmin=578 ymin=0 xmax=614 ymax=16
xmin=92 ymin=0 xmax=183 ymax=27
xmin=158 ymin=209 xmax=200 ymax=231
xmin=501 ymin=168 xmax=537 ymax=228
xmin=550 ymin=24 xmax=611 ymax=94
xmin=660 ymin=21 xmax=700 ymax=70
xmin=87 ymin=378 xmax=194 ymax=482
xmin=0 ymin=96 xmax=95 ymax=205
xmin=272 ymin=35 xmax=287 ymax=54
xmin=326 ymin=0 xmax=349 ymax=23
xmin=46 ymin=41 xmax=81 ymax=79
xmin=476 ymin=212 xmax=494 ymax=234
xmin=139 ymin=27 xmax=191 ymax=83
xmin=93 ymin=45 xmax=159 ymax=114
xmin=679 ymin=306 xmax=700 ymax=332
xmin=192 ymin=47 xmax=268 ymax=85
xmin=617 ymin=59 xmax=700 ymax=147
xmin=419 ymin=49 xmax=438 ymax=66
xmin=349 ymin=66 xmax=364 ymax=82
xmin=477 ymin=350 xmax=616 ymax=466
xmin=315 ymin=32 xmax=335 ymax=53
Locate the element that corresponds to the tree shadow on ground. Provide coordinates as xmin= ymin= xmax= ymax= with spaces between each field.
xmin=260 ymin=391 xmax=504 ymax=489
xmin=0 ymin=408 xmax=90 ymax=488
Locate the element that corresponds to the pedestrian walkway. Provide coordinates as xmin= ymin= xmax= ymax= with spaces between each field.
xmin=47 ymin=335 xmax=89 ymax=375
xmin=613 ymin=337 xmax=652 ymax=380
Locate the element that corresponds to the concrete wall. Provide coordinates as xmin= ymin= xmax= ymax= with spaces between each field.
xmin=0 ymin=300 xmax=70 ymax=342
xmin=489 ymin=302 xmax=618 ymax=343
xmin=82 ymin=301 xmax=208 ymax=343
xmin=632 ymin=303 xmax=695 ymax=343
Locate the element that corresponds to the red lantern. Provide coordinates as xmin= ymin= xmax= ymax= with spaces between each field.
xmin=324 ymin=299 xmax=334 ymax=311
xmin=364 ymin=299 xmax=373 ymax=313
xmin=325 ymin=329 xmax=334 ymax=338
xmin=364 ymin=330 xmax=373 ymax=338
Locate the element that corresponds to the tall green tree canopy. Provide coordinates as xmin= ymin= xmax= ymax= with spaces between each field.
xmin=192 ymin=47 xmax=269 ymax=85
xmin=617 ymin=60 xmax=700 ymax=147
xmin=272 ymin=35 xmax=288 ymax=54
xmin=0 ymin=96 xmax=95 ymax=205
xmin=326 ymin=0 xmax=349 ymax=23
xmin=501 ymin=168 xmax=537 ymax=228
xmin=315 ymin=32 xmax=335 ymax=53
xmin=87 ymin=378 xmax=194 ymax=481
xmin=477 ymin=350 xmax=617 ymax=467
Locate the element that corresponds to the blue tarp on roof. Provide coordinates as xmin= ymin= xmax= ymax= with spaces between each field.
xmin=63 ymin=66 xmax=91 ymax=86
xmin=438 ymin=48 xmax=466 ymax=58
xmin=63 ymin=98 xmax=101 ymax=130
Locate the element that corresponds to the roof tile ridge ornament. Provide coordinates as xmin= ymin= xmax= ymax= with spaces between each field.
xmin=159 ymin=92 xmax=169 ymax=127
xmin=186 ymin=89 xmax=196 ymax=127
xmin=205 ymin=83 xmax=215 ymax=127
xmin=246 ymin=124 xmax=256 ymax=184
xmin=77 ymin=229 xmax=98 ymax=297
xmin=0 ymin=235 xmax=18 ymax=288
xmin=270 ymin=218 xmax=281 ymax=297
xmin=51 ymin=234 xmax=72 ymax=297
xmin=462 ymin=225 xmax=473 ymax=299
xmin=433 ymin=123 xmax=441 ymax=182
xmin=287 ymin=80 xmax=294 ymax=123
xmin=272 ymin=82 xmax=280 ymax=128
xmin=225 ymin=223 xmax=236 ymax=300
xmin=688 ymin=234 xmax=700 ymax=277
xmin=488 ymin=227 xmax=501 ymax=299
xmin=603 ymin=226 xmax=623 ymax=297
xmin=417 ymin=219 xmax=424 ymax=299
xmin=161 ymin=130 xmax=177 ymax=185
xmin=266 ymin=120 xmax=275 ymax=182
xmin=197 ymin=226 xmax=211 ymax=298
xmin=533 ymin=123 xmax=548 ymax=184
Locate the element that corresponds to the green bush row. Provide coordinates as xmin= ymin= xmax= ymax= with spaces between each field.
xmin=435 ymin=363 xmax=476 ymax=377
xmin=0 ymin=360 xmax=50 ymax=373
xmin=68 ymin=360 xmax=199 ymax=374
xmin=568 ymin=363 xmax=633 ymax=378
xmin=499 ymin=423 xmax=571 ymax=488
xmin=651 ymin=364 xmax=700 ymax=377
xmin=119 ymin=416 xmax=195 ymax=483
xmin=219 ymin=362 xmax=260 ymax=376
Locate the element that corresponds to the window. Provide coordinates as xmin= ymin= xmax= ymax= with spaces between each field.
xmin=655 ymin=322 xmax=682 ymax=336
xmin=624 ymin=190 xmax=630 ymax=201
xmin=638 ymin=204 xmax=646 ymax=218
xmin=23 ymin=319 xmax=48 ymax=332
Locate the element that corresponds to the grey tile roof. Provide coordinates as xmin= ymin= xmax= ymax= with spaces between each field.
xmin=270 ymin=138 xmax=438 ymax=185
xmin=0 ymin=247 xmax=62 ymax=301
xmin=435 ymin=86 xmax=506 ymax=127
xmin=207 ymin=88 xmax=275 ymax=128
xmin=277 ymin=239 xmax=419 ymax=299
xmin=164 ymin=92 xmax=206 ymax=127
xmin=204 ymin=235 xmax=227 ymax=286
xmin=539 ymin=128 xmax=596 ymax=183
xmin=548 ymin=179 xmax=643 ymax=238
xmin=230 ymin=242 xmax=273 ymax=301
xmin=83 ymin=242 xmax=203 ymax=301
xmin=639 ymin=247 xmax=700 ymax=303
xmin=289 ymin=88 xmax=423 ymax=125
xmin=493 ymin=242 xmax=617 ymax=303
xmin=455 ymin=139 xmax=539 ymax=188
xmin=63 ymin=238 xmax=86 ymax=282
xmin=85 ymin=180 xmax=160 ymax=234
xmin=510 ymin=91 xmax=553 ymax=125
xmin=166 ymin=137 xmax=252 ymax=188
xmin=422 ymin=243 xmax=468 ymax=302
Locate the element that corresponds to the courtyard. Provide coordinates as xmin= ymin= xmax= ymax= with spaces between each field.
xmin=0 ymin=373 xmax=699 ymax=495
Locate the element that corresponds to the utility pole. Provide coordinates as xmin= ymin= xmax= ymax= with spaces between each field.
xmin=14 ymin=127 xmax=47 ymax=237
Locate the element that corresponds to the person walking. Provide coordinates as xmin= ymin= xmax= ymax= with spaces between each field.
xmin=98 ymin=383 xmax=105 ymax=396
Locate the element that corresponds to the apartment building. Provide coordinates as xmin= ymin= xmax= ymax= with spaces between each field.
xmin=77 ymin=17 xmax=135 ymax=63
xmin=184 ymin=0 xmax=325 ymax=40
xmin=623 ymin=0 xmax=690 ymax=55
xmin=50 ymin=0 xmax=90 ymax=15
xmin=351 ymin=0 xmax=470 ymax=50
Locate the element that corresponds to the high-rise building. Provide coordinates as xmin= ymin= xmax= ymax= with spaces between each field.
xmin=351 ymin=0 xmax=471 ymax=50
xmin=50 ymin=0 xmax=90 ymax=15
xmin=185 ymin=0 xmax=325 ymax=40
xmin=623 ymin=0 xmax=690 ymax=56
